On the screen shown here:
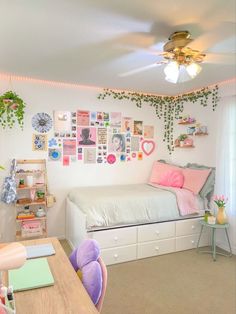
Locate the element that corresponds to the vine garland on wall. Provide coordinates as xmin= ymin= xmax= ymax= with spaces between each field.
xmin=0 ymin=90 xmax=26 ymax=129
xmin=98 ymin=85 xmax=219 ymax=153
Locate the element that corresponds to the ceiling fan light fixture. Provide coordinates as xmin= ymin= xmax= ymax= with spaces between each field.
xmin=164 ymin=61 xmax=179 ymax=83
xmin=186 ymin=62 xmax=202 ymax=78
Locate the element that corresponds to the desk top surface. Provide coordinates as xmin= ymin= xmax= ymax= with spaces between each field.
xmin=3 ymin=237 xmax=98 ymax=314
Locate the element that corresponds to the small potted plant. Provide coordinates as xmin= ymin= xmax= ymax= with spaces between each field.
xmin=0 ymin=91 xmax=26 ymax=129
xmin=19 ymin=179 xmax=25 ymax=188
xmin=36 ymin=190 xmax=45 ymax=202
xmin=178 ymin=134 xmax=188 ymax=147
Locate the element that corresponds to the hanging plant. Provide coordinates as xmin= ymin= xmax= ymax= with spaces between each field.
xmin=98 ymin=85 xmax=219 ymax=154
xmin=0 ymin=90 xmax=26 ymax=129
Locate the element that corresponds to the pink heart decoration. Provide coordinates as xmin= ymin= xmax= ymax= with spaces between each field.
xmin=141 ymin=140 xmax=155 ymax=156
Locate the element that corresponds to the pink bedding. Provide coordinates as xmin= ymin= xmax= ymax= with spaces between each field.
xmin=149 ymin=183 xmax=199 ymax=216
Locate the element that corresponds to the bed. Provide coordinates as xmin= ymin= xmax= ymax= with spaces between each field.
xmin=66 ymin=162 xmax=215 ymax=265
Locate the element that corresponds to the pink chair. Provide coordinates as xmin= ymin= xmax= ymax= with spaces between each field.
xmin=96 ymin=257 xmax=107 ymax=312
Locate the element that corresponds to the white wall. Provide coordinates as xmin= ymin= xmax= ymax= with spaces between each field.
xmin=0 ymin=78 xmax=235 ymax=246
xmin=0 ymin=78 xmax=168 ymax=241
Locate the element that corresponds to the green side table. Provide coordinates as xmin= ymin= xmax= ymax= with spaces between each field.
xmin=197 ymin=220 xmax=232 ymax=261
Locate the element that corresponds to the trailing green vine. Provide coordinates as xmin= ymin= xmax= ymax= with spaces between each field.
xmin=98 ymin=85 xmax=219 ymax=154
xmin=0 ymin=91 xmax=26 ymax=129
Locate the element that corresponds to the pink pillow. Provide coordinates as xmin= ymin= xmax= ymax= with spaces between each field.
xmin=149 ymin=161 xmax=182 ymax=184
xmin=182 ymin=168 xmax=211 ymax=195
xmin=158 ymin=170 xmax=184 ymax=188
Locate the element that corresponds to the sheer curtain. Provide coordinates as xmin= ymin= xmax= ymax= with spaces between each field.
xmin=215 ymin=98 xmax=236 ymax=253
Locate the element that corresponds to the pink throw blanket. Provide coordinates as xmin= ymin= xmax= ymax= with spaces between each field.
xmin=149 ymin=183 xmax=199 ymax=216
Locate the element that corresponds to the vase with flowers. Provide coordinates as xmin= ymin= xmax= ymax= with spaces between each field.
xmin=213 ymin=195 xmax=228 ymax=224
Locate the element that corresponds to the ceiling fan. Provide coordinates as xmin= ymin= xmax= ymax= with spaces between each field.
xmin=119 ymin=31 xmax=210 ymax=83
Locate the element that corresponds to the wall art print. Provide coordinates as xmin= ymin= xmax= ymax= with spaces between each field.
xmin=32 ymin=134 xmax=47 ymax=151
xmin=48 ymin=148 xmax=62 ymax=161
xmin=54 ymin=111 xmax=71 ymax=132
xmin=32 ymin=109 xmax=156 ymax=165
xmin=108 ymin=133 xmax=126 ymax=153
xmin=78 ymin=127 xmax=96 ymax=146
xmin=32 ymin=112 xmax=53 ymax=133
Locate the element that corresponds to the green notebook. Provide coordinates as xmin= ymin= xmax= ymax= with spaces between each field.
xmin=9 ymin=257 xmax=54 ymax=292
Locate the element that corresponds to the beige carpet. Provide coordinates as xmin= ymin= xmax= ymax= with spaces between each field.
xmin=60 ymin=240 xmax=236 ymax=314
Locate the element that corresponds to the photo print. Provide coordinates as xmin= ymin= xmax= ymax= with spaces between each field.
xmin=97 ymin=112 xmax=103 ymax=121
xmin=32 ymin=134 xmax=47 ymax=151
xmin=131 ymin=136 xmax=140 ymax=151
xmin=63 ymin=155 xmax=70 ymax=166
xmin=133 ymin=120 xmax=143 ymax=135
xmin=122 ymin=117 xmax=133 ymax=132
xmin=77 ymin=127 xmax=96 ymax=146
xmin=103 ymin=112 xmax=109 ymax=121
xmin=77 ymin=110 xmax=90 ymax=126
xmin=110 ymin=112 xmax=121 ymax=127
xmin=97 ymin=128 xmax=107 ymax=145
xmin=54 ymin=111 xmax=71 ymax=132
xmin=84 ymin=148 xmax=96 ymax=164
xmin=63 ymin=139 xmax=76 ymax=155
xmin=108 ymin=133 xmax=126 ymax=153
xmin=144 ymin=125 xmax=154 ymax=138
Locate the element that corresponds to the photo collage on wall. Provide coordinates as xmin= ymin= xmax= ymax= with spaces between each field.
xmin=31 ymin=110 xmax=156 ymax=166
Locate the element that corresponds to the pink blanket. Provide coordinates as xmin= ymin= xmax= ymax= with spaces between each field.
xmin=149 ymin=183 xmax=199 ymax=216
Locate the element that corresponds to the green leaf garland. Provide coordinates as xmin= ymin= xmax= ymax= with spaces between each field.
xmin=98 ymin=85 xmax=219 ymax=153
xmin=0 ymin=90 xmax=26 ymax=130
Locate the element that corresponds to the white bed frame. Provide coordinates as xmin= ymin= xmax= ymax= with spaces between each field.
xmin=66 ymin=198 xmax=210 ymax=265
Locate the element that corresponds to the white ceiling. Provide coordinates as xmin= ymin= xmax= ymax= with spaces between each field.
xmin=1 ymin=0 xmax=236 ymax=95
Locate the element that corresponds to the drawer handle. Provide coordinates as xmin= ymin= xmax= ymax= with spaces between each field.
xmin=114 ymin=254 xmax=118 ymax=259
xmin=155 ymin=231 xmax=160 ymax=236
xmin=191 ymin=225 xmax=195 ymax=229
xmin=191 ymin=240 xmax=195 ymax=244
xmin=114 ymin=236 xmax=118 ymax=241
xmin=155 ymin=246 xmax=159 ymax=251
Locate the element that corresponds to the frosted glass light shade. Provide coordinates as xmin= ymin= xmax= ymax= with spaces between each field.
xmin=164 ymin=61 xmax=179 ymax=83
xmin=186 ymin=62 xmax=202 ymax=78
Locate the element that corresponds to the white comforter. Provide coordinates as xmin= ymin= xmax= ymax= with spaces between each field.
xmin=68 ymin=184 xmax=185 ymax=229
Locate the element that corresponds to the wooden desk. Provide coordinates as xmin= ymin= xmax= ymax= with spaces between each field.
xmin=2 ymin=237 xmax=98 ymax=314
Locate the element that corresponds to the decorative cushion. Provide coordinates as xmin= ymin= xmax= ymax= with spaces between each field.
xmin=149 ymin=161 xmax=183 ymax=184
xmin=69 ymin=248 xmax=79 ymax=272
xmin=69 ymin=239 xmax=103 ymax=306
xmin=185 ymin=163 xmax=215 ymax=207
xmin=182 ymin=167 xmax=211 ymax=195
xmin=158 ymin=170 xmax=184 ymax=188
xmin=76 ymin=239 xmax=100 ymax=269
xmin=82 ymin=261 xmax=102 ymax=305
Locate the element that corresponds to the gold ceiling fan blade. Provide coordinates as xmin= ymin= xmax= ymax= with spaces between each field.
xmin=119 ymin=62 xmax=163 ymax=77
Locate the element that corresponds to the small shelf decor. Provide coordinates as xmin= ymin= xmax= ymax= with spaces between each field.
xmin=194 ymin=124 xmax=208 ymax=135
xmin=178 ymin=114 xmax=196 ymax=125
xmin=213 ymin=195 xmax=228 ymax=224
xmin=15 ymin=159 xmax=49 ymax=240
xmin=175 ymin=134 xmax=194 ymax=148
xmin=0 ymin=90 xmax=26 ymax=129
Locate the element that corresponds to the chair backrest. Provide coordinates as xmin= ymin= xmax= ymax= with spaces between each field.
xmin=69 ymin=239 xmax=107 ymax=312
xmin=96 ymin=257 xmax=107 ymax=312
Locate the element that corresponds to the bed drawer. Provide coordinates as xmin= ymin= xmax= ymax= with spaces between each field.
xmin=176 ymin=218 xmax=202 ymax=236
xmin=101 ymin=245 xmax=137 ymax=265
xmin=91 ymin=227 xmax=137 ymax=249
xmin=137 ymin=238 xmax=175 ymax=259
xmin=176 ymin=233 xmax=209 ymax=251
xmin=138 ymin=221 xmax=175 ymax=242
